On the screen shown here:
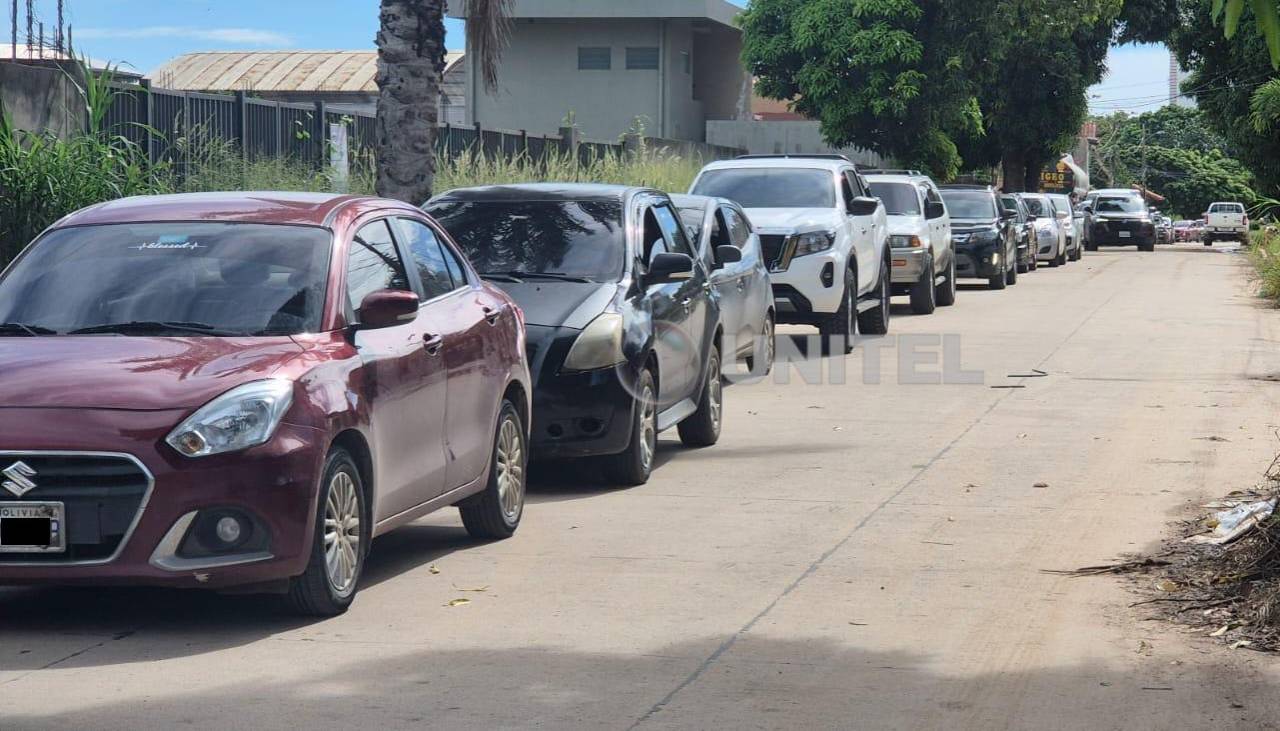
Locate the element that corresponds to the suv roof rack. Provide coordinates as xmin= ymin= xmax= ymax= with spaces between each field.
xmin=862 ymin=168 xmax=925 ymax=176
xmin=734 ymin=154 xmax=852 ymax=162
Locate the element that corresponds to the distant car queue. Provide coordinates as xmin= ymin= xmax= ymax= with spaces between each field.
xmin=0 ymin=154 xmax=1245 ymax=613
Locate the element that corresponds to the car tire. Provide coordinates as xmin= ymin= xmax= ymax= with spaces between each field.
xmin=678 ymin=346 xmax=723 ymax=448
xmin=1055 ymin=245 xmax=1067 ymax=266
xmin=935 ymin=256 xmax=957 ymax=307
xmin=1085 ymin=240 xmax=1098 ymax=252
xmin=745 ymin=314 xmax=776 ymax=376
xmin=603 ymin=368 xmax=658 ymax=486
xmin=1005 ymin=253 xmax=1018 ymax=285
xmin=910 ymin=260 xmax=937 ymax=315
xmin=857 ymin=256 xmax=891 ymax=335
xmin=287 ymin=447 xmax=369 ymax=617
xmin=1016 ymin=254 xmax=1028 ymax=275
xmin=459 ymin=399 xmax=526 ymax=540
xmin=1140 ymin=241 xmax=1156 ymax=252
xmin=1028 ymin=251 xmax=1038 ymax=271
xmin=819 ymin=267 xmax=856 ymax=355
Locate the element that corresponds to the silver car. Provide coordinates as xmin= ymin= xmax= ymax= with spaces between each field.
xmin=1046 ymin=193 xmax=1082 ymax=262
xmin=673 ymin=194 xmax=776 ymax=374
xmin=1018 ymin=193 xmax=1068 ymax=267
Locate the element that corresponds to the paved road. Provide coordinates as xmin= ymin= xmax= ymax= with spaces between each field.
xmin=4 ymin=243 xmax=1280 ymax=730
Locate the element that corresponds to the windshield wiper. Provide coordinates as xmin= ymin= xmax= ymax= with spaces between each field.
xmin=503 ymin=271 xmax=594 ymax=283
xmin=0 ymin=322 xmax=57 ymax=336
xmin=479 ymin=272 xmax=526 ymax=283
xmin=68 ymin=321 xmax=241 ymax=336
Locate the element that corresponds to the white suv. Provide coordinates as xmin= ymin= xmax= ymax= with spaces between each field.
xmin=690 ymin=156 xmax=891 ymax=353
xmin=865 ymin=171 xmax=955 ymax=315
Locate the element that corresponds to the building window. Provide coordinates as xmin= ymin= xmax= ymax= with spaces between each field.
xmin=578 ymin=47 xmax=611 ymax=71
xmin=626 ymin=47 xmax=660 ymax=71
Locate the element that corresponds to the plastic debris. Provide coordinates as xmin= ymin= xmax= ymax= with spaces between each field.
xmin=1184 ymin=499 xmax=1277 ymax=545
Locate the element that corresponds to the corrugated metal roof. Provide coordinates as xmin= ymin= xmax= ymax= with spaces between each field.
xmin=150 ymin=51 xmax=464 ymax=93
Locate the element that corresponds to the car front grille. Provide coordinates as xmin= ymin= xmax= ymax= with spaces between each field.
xmin=0 ymin=453 xmax=152 ymax=564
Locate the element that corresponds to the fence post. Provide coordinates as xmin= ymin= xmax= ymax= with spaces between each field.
xmin=274 ymin=101 xmax=283 ymax=158
xmin=520 ymin=129 xmax=528 ymax=159
xmin=139 ymin=78 xmax=156 ymax=165
xmin=558 ymin=125 xmax=581 ymax=165
xmin=473 ymin=121 xmax=483 ymax=157
xmin=315 ymin=101 xmax=329 ymax=168
xmin=234 ymin=90 xmax=248 ymax=161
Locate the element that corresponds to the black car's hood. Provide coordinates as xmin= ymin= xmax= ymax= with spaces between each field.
xmin=489 ymin=280 xmax=620 ymax=329
xmin=952 ymin=218 xmax=1000 ymax=232
xmin=1094 ymin=212 xmax=1150 ymax=221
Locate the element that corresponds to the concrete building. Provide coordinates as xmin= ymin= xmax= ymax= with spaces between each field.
xmin=149 ymin=51 xmax=467 ymax=122
xmin=447 ymin=0 xmax=749 ymax=142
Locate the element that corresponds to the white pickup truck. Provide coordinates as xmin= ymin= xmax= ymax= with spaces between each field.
xmin=1203 ymin=202 xmax=1250 ymax=245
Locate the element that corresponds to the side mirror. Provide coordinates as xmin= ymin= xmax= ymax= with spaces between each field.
xmin=714 ymin=245 xmax=743 ymax=269
xmin=925 ymin=200 xmax=946 ymax=220
xmin=646 ymin=252 xmax=695 ymax=284
xmin=847 ymin=196 xmax=880 ymax=217
xmin=1000 ymin=209 xmax=1018 ymax=220
xmin=356 ymin=289 xmax=419 ymax=329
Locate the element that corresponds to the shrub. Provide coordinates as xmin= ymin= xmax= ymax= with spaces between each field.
xmin=1249 ymin=227 xmax=1280 ymax=304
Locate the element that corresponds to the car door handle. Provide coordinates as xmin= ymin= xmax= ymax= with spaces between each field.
xmin=422 ymin=333 xmax=444 ymax=356
xmin=482 ymin=305 xmax=503 ymax=326
xmin=681 ymin=297 xmax=693 ymax=311
xmin=736 ymin=278 xmax=747 ymax=291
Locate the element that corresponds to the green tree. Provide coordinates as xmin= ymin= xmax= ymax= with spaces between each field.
xmin=740 ymin=0 xmax=999 ymax=179
xmin=1213 ymin=0 xmax=1280 ymax=67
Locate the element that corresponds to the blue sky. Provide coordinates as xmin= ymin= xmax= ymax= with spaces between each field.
xmin=38 ymin=0 xmax=1168 ymax=115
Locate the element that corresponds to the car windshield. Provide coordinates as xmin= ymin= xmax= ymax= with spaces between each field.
xmin=1048 ymin=196 xmax=1071 ymax=214
xmin=940 ymin=191 xmax=997 ymax=219
xmin=427 ymin=199 xmax=624 ymax=281
xmin=692 ymin=168 xmax=836 ymax=209
xmin=1210 ymin=203 xmax=1245 ymax=213
xmin=0 ymin=223 xmax=331 ymax=336
xmin=868 ymin=182 xmax=921 ymax=216
xmin=1096 ymin=197 xmax=1146 ymax=214
xmin=1021 ymin=197 xmax=1050 ymax=217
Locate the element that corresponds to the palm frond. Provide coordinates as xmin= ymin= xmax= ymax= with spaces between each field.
xmin=466 ymin=0 xmax=514 ymax=93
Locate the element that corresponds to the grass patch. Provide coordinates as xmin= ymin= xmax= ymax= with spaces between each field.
xmin=1248 ymin=226 xmax=1280 ymax=304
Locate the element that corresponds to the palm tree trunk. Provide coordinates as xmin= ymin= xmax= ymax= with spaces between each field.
xmin=375 ymin=0 xmax=446 ymax=204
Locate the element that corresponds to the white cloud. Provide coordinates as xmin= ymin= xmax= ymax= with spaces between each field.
xmin=76 ymin=27 xmax=293 ymax=47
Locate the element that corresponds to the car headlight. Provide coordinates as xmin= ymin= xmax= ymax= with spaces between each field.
xmin=166 ymin=379 xmax=295 ymax=457
xmin=970 ymin=228 xmax=1001 ymax=244
xmin=791 ymin=231 xmax=835 ymax=257
xmin=562 ymin=313 xmax=625 ymax=371
xmin=889 ymin=234 xmax=923 ymax=248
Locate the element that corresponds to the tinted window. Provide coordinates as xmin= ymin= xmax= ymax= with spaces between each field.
xmin=940 ymin=191 xmax=998 ymax=219
xmin=869 ymin=182 xmax=921 ymax=216
xmin=1210 ymin=203 xmax=1245 ymax=213
xmin=426 ymin=199 xmax=624 ymax=281
xmin=692 ymin=168 xmax=837 ymax=209
xmin=724 ymin=207 xmax=752 ymax=248
xmin=440 ymin=242 xmax=468 ymax=286
xmin=1096 ymin=197 xmax=1146 ymax=213
xmin=0 ymin=223 xmax=331 ymax=335
xmin=654 ymin=204 xmax=694 ymax=257
xmin=676 ymin=206 xmax=707 ymax=242
xmin=394 ymin=218 xmax=456 ymax=299
xmin=347 ymin=220 xmax=410 ymax=312
xmin=1021 ymin=196 xmax=1049 ymax=217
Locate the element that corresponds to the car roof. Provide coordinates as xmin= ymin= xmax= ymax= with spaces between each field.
xmin=430 ymin=183 xmax=653 ymax=204
xmin=53 ymin=192 xmax=403 ymax=228
xmin=669 ymin=193 xmax=737 ymax=210
xmin=865 ymin=173 xmax=927 ymax=185
xmin=699 ymin=157 xmax=850 ymax=173
xmin=1089 ymin=188 xmax=1141 ymax=197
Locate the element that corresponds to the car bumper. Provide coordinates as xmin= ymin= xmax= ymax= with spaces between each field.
xmin=530 ymin=367 xmax=637 ymax=459
xmin=0 ymin=408 xmax=325 ymax=588
xmin=954 ymin=239 xmax=1002 ymax=279
xmin=768 ymin=249 xmax=848 ymax=317
xmin=890 ymin=247 xmax=928 ymax=284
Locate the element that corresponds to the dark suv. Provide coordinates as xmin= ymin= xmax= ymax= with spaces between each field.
xmin=999 ymin=194 xmax=1038 ymax=274
xmin=427 ymin=185 xmax=725 ymax=486
xmin=939 ymin=186 xmax=1019 ymax=290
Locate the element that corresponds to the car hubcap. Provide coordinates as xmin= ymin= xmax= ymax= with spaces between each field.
xmin=708 ymin=355 xmax=723 ymax=431
xmin=496 ymin=417 xmax=524 ymax=521
xmin=764 ymin=320 xmax=776 ymax=369
xmin=324 ymin=471 xmax=361 ymax=596
xmin=640 ymin=384 xmax=656 ymax=471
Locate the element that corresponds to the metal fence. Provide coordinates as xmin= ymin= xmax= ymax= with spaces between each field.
xmin=102 ymin=82 xmax=743 ymax=177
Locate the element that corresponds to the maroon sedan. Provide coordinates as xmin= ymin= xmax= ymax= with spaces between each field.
xmin=0 ymin=192 xmax=532 ymax=615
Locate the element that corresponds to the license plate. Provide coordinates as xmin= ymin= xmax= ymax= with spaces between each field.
xmin=0 ymin=502 xmax=65 ymax=553
xmin=1118 ymin=231 xmax=1131 ymax=238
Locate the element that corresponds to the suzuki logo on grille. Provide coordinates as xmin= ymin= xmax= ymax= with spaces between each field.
xmin=1 ymin=461 xmax=38 ymax=498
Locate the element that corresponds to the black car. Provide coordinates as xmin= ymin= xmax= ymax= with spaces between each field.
xmin=939 ymin=185 xmax=1019 ymax=290
xmin=426 ymin=184 xmax=724 ymax=486
xmin=1083 ymin=194 xmax=1157 ymax=252
xmin=999 ymin=193 xmax=1038 ymax=274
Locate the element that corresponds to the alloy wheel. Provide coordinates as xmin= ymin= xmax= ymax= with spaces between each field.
xmin=323 ymin=471 xmax=361 ymax=597
xmin=496 ymin=416 xmax=525 ymax=521
xmin=639 ymin=383 xmax=657 ymax=472
xmin=708 ymin=353 xmax=723 ymax=432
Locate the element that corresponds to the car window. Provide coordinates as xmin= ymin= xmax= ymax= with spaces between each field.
xmin=676 ymin=206 xmax=707 ymax=243
xmin=426 ymin=199 xmax=625 ymax=281
xmin=1210 ymin=203 xmax=1244 ymax=213
xmin=653 ymin=204 xmax=694 ymax=257
xmin=723 ymin=206 xmax=752 ymax=249
xmin=940 ymin=191 xmax=998 ymax=219
xmin=1021 ymin=196 xmax=1049 ymax=217
xmin=642 ymin=208 xmax=668 ymax=264
xmin=1096 ymin=197 xmax=1145 ymax=214
xmin=347 ymin=220 xmax=411 ymax=312
xmin=844 ymin=171 xmax=867 ymax=199
xmin=394 ymin=218 xmax=457 ymax=300
xmin=869 ymin=182 xmax=921 ymax=216
xmin=691 ymin=168 xmax=837 ymax=209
